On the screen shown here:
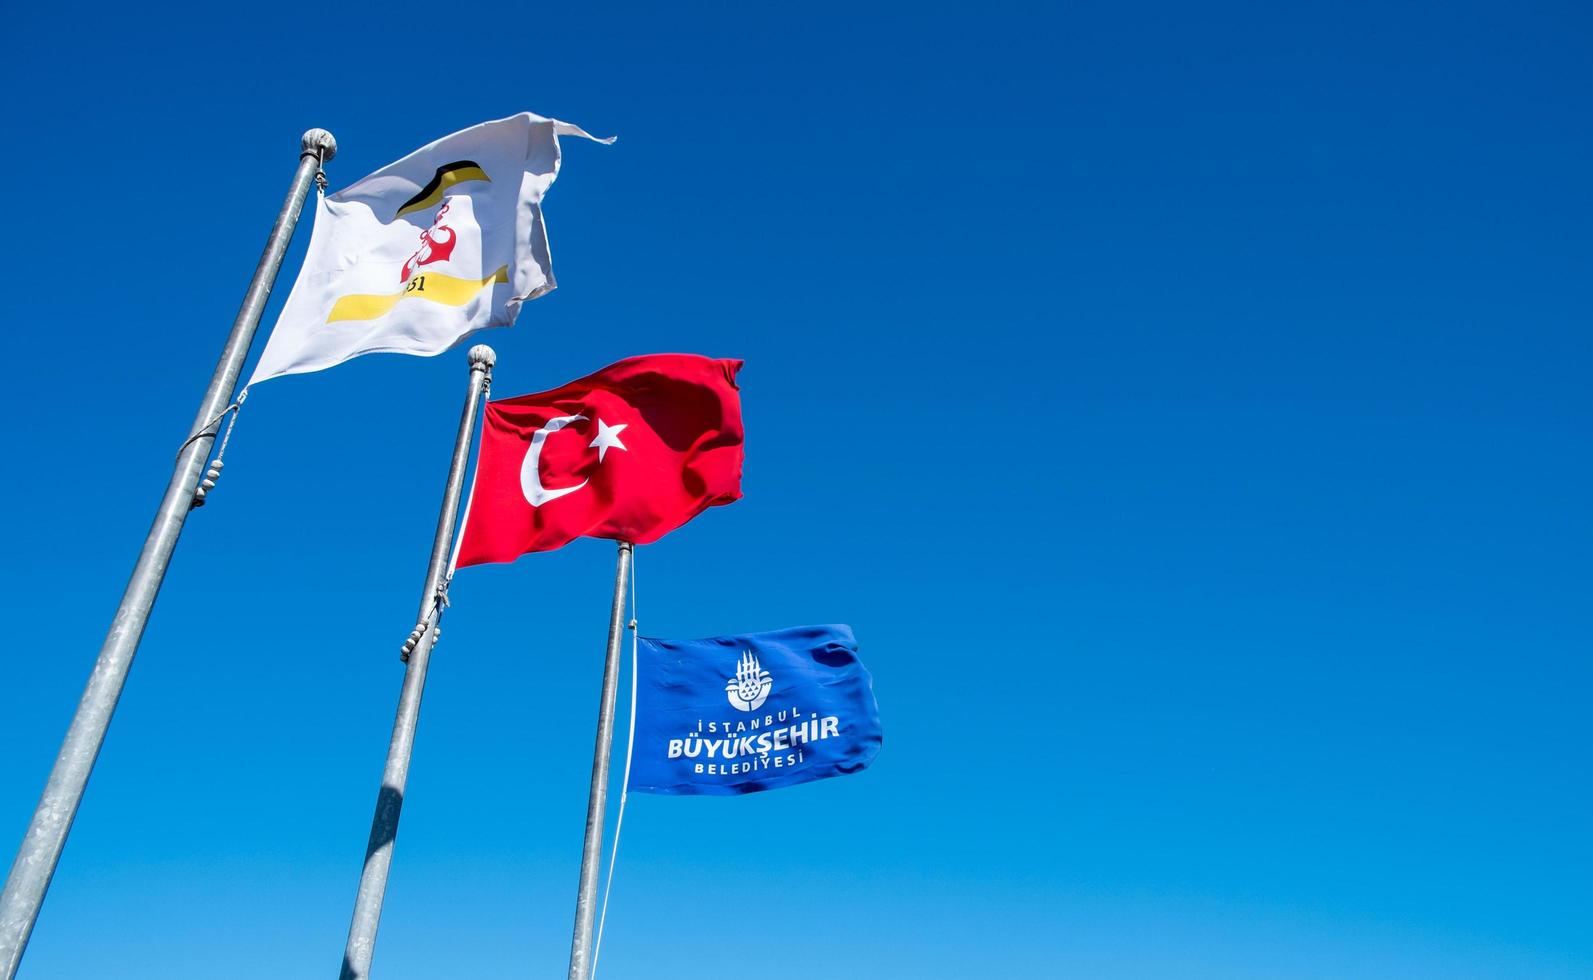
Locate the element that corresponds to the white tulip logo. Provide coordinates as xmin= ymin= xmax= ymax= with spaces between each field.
xmin=725 ymin=652 xmax=773 ymax=712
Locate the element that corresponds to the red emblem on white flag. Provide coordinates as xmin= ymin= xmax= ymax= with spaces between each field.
xmin=401 ymin=201 xmax=459 ymax=283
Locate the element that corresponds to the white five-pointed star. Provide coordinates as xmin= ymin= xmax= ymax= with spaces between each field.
xmin=589 ymin=418 xmax=629 ymax=462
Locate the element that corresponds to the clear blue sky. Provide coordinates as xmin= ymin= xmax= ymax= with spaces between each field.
xmin=2 ymin=1 xmax=1589 ymax=977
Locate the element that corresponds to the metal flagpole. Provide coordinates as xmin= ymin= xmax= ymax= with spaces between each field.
xmin=0 ymin=128 xmax=336 ymax=979
xmin=339 ymin=345 xmax=496 ymax=980
xmin=567 ymin=540 xmax=634 ymax=980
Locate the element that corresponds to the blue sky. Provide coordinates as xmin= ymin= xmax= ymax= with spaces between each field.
xmin=2 ymin=1 xmax=1590 ymax=977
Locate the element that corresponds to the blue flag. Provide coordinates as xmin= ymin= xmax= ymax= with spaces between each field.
xmin=628 ymin=625 xmax=881 ymax=796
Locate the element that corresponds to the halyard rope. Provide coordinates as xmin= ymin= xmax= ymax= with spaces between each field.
xmin=184 ymin=387 xmax=248 ymax=507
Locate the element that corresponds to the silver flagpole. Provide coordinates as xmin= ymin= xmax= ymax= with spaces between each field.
xmin=567 ymin=540 xmax=634 ymax=980
xmin=340 ymin=345 xmax=495 ymax=980
xmin=0 ymin=128 xmax=336 ymax=979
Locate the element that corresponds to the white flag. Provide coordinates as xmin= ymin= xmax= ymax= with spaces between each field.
xmin=249 ymin=112 xmax=611 ymax=384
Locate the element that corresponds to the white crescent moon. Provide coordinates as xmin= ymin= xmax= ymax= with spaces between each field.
xmin=520 ymin=414 xmax=589 ymax=507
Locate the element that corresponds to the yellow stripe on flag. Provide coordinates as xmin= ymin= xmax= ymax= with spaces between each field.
xmin=326 ymin=267 xmax=510 ymax=323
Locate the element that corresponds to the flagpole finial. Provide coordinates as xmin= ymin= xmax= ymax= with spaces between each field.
xmin=468 ymin=344 xmax=497 ymax=369
xmin=301 ymin=128 xmax=337 ymax=162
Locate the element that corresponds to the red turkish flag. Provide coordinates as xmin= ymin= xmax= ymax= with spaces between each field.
xmin=455 ymin=353 xmax=744 ymax=566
